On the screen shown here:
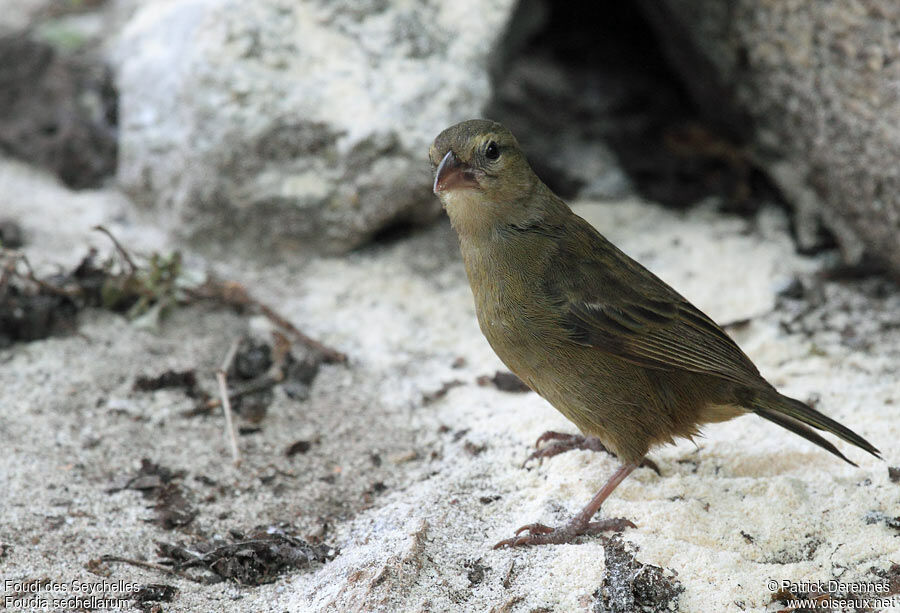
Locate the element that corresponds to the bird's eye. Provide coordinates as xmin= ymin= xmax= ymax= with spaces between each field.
xmin=485 ymin=141 xmax=500 ymax=160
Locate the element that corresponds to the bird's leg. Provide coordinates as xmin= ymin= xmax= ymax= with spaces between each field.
xmin=493 ymin=462 xmax=638 ymax=549
xmin=523 ymin=432 xmax=660 ymax=475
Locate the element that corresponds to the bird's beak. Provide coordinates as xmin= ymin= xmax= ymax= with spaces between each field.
xmin=433 ymin=150 xmax=479 ymax=194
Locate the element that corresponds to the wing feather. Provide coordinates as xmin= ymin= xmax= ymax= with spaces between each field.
xmin=546 ymin=215 xmax=762 ymax=387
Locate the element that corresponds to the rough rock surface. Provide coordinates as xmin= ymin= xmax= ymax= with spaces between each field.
xmin=0 ymin=0 xmax=54 ymax=33
xmin=113 ymin=0 xmax=516 ymax=254
xmin=0 ymin=2 xmax=118 ymax=189
xmin=639 ymin=0 xmax=900 ymax=274
xmin=2 ymin=156 xmax=897 ymax=611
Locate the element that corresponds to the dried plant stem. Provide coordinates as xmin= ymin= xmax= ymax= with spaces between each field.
xmin=93 ymin=225 xmax=137 ymax=272
xmin=216 ymin=339 xmax=242 ymax=466
xmin=100 ymin=555 xmax=202 ymax=582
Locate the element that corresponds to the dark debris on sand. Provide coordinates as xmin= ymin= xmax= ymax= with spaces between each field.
xmin=133 ymin=369 xmax=203 ymax=398
xmin=0 ymin=246 xmax=181 ymax=347
xmin=476 ymin=371 xmax=531 ymax=393
xmin=157 ymin=527 xmax=336 ymax=585
xmin=131 ymin=583 xmax=177 ymax=612
xmin=107 ymin=459 xmax=196 ymax=530
xmin=592 ymin=535 xmax=684 ymax=613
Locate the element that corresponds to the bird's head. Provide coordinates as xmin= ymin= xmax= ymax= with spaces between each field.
xmin=429 ymin=119 xmax=548 ymax=237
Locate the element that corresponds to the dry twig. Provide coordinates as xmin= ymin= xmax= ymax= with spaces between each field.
xmin=217 ymin=339 xmax=242 ymax=466
xmin=100 ymin=555 xmax=202 ymax=582
xmin=187 ymin=280 xmax=346 ymax=364
xmin=93 ymin=225 xmax=137 ymax=272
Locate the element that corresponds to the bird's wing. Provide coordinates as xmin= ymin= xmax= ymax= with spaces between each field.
xmin=544 ymin=215 xmax=763 ymax=387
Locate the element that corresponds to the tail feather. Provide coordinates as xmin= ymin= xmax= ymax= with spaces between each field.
xmin=752 ymin=391 xmax=881 ymax=465
xmin=755 ymin=408 xmax=856 ymax=466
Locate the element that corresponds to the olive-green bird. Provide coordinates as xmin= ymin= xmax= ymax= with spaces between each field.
xmin=429 ymin=119 xmax=880 ymax=548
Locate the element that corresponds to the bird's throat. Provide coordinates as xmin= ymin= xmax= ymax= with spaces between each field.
xmin=441 ymin=190 xmax=504 ymax=240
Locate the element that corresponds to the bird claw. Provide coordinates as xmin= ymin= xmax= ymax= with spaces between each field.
xmin=513 ymin=522 xmax=554 ymax=536
xmin=522 ymin=432 xmax=609 ymax=467
xmin=521 ymin=431 xmax=661 ymax=475
xmin=493 ymin=516 xmax=635 ymax=549
xmin=534 ymin=431 xmax=581 ymax=448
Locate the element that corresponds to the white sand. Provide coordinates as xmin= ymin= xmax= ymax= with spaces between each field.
xmin=1 ymin=157 xmax=896 ymax=612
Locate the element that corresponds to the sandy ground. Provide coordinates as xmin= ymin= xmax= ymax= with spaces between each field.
xmin=1 ymin=156 xmax=898 ymax=612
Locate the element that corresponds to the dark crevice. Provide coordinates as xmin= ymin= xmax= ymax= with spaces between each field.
xmin=487 ymin=0 xmax=782 ymax=216
xmin=369 ymin=219 xmax=418 ymax=246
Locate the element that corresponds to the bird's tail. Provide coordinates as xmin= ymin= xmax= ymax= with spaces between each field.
xmin=752 ymin=390 xmax=881 ymax=467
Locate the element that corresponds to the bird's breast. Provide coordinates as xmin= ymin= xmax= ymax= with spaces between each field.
xmin=466 ymin=261 xmax=563 ymax=382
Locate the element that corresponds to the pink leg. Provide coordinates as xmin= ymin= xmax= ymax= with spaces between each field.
xmin=494 ymin=462 xmax=639 ymax=548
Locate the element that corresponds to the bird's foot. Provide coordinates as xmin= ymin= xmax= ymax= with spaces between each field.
xmin=522 ymin=432 xmax=660 ymax=475
xmin=493 ymin=516 xmax=636 ymax=549
xmin=522 ymin=432 xmax=608 ymax=466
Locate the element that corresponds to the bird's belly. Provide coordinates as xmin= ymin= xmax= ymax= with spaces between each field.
xmin=477 ymin=304 xmax=615 ymax=420
xmin=475 ymin=299 xmax=715 ymax=462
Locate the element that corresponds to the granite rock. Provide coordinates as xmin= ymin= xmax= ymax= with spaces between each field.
xmin=640 ymin=0 xmax=900 ymax=273
xmin=113 ymin=0 xmax=516 ymax=254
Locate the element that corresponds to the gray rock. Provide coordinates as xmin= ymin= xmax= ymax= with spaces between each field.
xmin=0 ymin=2 xmax=118 ymax=189
xmin=113 ymin=0 xmax=516 ymax=254
xmin=639 ymin=0 xmax=900 ymax=274
xmin=0 ymin=0 xmax=52 ymax=34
